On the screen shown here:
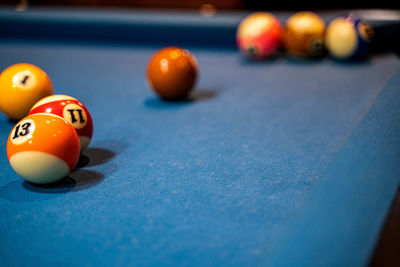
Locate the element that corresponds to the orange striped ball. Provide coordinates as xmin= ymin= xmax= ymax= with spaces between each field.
xmin=7 ymin=113 xmax=80 ymax=184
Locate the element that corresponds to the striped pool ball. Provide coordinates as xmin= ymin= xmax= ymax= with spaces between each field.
xmin=325 ymin=14 xmax=374 ymax=60
xmin=7 ymin=113 xmax=80 ymax=184
xmin=29 ymin=95 xmax=93 ymax=152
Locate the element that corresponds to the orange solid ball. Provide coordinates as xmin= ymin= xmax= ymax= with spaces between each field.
xmin=0 ymin=63 xmax=53 ymax=120
xmin=146 ymin=47 xmax=198 ymax=100
xmin=7 ymin=113 xmax=80 ymax=184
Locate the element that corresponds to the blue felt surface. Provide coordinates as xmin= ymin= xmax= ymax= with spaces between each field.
xmin=264 ymin=66 xmax=400 ymax=267
xmin=0 ymin=9 xmax=399 ymax=265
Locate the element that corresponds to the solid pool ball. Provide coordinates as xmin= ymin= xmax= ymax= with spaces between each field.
xmin=147 ymin=47 xmax=198 ymax=100
xmin=236 ymin=12 xmax=283 ymax=60
xmin=29 ymin=94 xmax=93 ymax=152
xmin=284 ymin=12 xmax=326 ymax=58
xmin=0 ymin=63 xmax=53 ymax=120
xmin=325 ymin=15 xmax=374 ymax=60
xmin=7 ymin=113 xmax=80 ymax=184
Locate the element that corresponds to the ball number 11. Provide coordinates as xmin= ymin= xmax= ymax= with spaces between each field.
xmin=66 ymin=109 xmax=85 ymax=124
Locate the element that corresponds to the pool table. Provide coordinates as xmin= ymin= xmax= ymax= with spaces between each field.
xmin=0 ymin=7 xmax=399 ymax=267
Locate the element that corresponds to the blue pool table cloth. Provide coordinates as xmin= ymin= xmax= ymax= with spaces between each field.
xmin=0 ymin=8 xmax=399 ymax=267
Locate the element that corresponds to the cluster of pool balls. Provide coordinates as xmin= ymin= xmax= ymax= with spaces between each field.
xmin=0 ymin=63 xmax=94 ymax=184
xmin=0 ymin=11 xmax=374 ymax=184
xmin=236 ymin=11 xmax=374 ymax=60
xmin=0 ymin=48 xmax=198 ymax=184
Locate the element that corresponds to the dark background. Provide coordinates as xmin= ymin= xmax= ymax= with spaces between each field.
xmin=0 ymin=0 xmax=397 ymax=10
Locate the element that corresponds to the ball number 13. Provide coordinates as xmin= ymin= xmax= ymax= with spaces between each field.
xmin=12 ymin=122 xmax=31 ymax=139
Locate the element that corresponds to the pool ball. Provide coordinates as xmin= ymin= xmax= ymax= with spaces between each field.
xmin=236 ymin=12 xmax=283 ymax=60
xmin=0 ymin=63 xmax=53 ymax=120
xmin=284 ymin=12 xmax=326 ymax=58
xmin=147 ymin=47 xmax=198 ymax=100
xmin=325 ymin=14 xmax=374 ymax=60
xmin=7 ymin=113 xmax=80 ymax=184
xmin=29 ymin=94 xmax=93 ymax=152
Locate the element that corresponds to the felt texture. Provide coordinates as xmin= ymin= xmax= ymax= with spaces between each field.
xmin=0 ymin=8 xmax=399 ymax=267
